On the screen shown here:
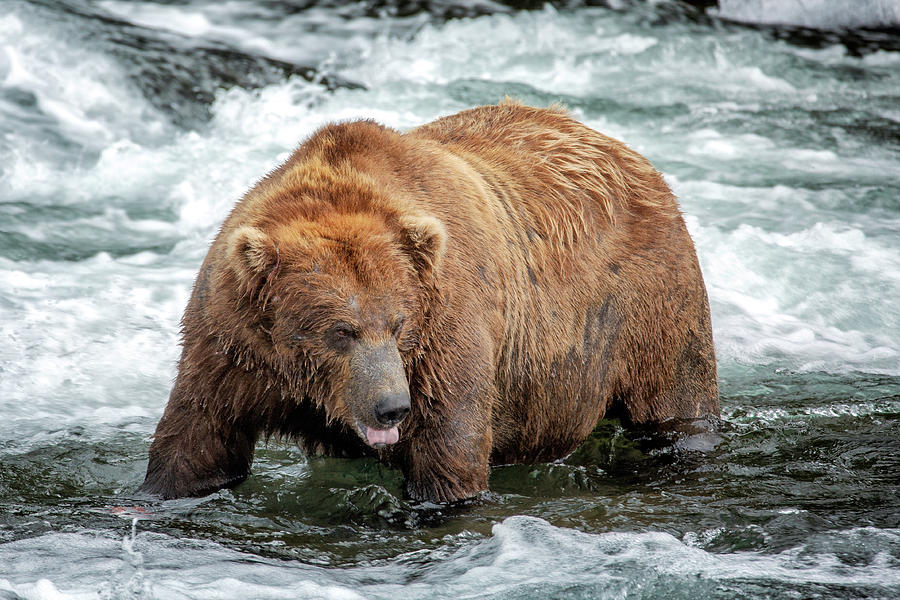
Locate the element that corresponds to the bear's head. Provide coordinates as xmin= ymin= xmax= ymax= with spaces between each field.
xmin=224 ymin=209 xmax=446 ymax=448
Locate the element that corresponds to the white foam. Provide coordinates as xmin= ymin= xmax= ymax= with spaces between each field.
xmin=342 ymin=8 xmax=642 ymax=94
xmin=0 ymin=252 xmax=189 ymax=441
xmin=97 ymin=0 xmax=386 ymax=66
xmin=0 ymin=532 xmax=367 ymax=600
xmin=484 ymin=518 xmax=900 ymax=590
xmin=0 ymin=8 xmax=170 ymax=198
xmin=100 ymin=3 xmax=215 ymax=37
xmin=724 ymin=398 xmax=900 ymax=425
xmin=1 ymin=16 xmax=29 ymax=85
xmin=161 ymin=578 xmax=366 ymax=600
xmin=0 ymin=578 xmax=96 ymax=600
xmin=2 ymin=521 xmax=897 ymax=599
xmin=715 ymin=0 xmax=900 ymax=30
xmin=686 ymin=129 xmax=776 ymax=159
xmin=689 ymin=216 xmax=900 ymax=375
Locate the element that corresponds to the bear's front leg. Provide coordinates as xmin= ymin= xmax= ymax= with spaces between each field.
xmin=139 ymin=364 xmax=261 ymax=499
xmin=397 ymin=321 xmax=500 ymax=503
xmin=399 ymin=377 xmax=496 ymax=504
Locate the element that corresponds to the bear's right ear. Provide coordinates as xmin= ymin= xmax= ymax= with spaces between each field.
xmin=226 ymin=226 xmax=280 ymax=290
xmin=399 ymin=214 xmax=447 ymax=278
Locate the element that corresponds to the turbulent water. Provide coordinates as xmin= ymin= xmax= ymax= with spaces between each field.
xmin=1 ymin=0 xmax=899 ymax=598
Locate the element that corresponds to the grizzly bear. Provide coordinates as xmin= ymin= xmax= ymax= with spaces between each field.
xmin=139 ymin=101 xmax=718 ymax=503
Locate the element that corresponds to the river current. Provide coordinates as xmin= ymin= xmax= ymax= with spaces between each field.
xmin=1 ymin=1 xmax=898 ymax=598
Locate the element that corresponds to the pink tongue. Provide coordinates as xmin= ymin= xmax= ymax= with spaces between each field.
xmin=365 ymin=426 xmax=399 ymax=446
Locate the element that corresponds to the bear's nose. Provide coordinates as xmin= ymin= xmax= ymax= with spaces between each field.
xmin=374 ymin=391 xmax=410 ymax=426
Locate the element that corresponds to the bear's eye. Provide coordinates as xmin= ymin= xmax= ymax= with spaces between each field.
xmin=328 ymin=322 xmax=359 ymax=344
xmin=390 ymin=316 xmax=405 ymax=338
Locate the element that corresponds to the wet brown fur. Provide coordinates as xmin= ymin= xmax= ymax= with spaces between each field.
xmin=140 ymin=101 xmax=718 ymax=502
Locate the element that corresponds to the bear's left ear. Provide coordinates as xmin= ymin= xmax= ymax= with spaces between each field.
xmin=226 ymin=226 xmax=280 ymax=290
xmin=399 ymin=214 xmax=447 ymax=277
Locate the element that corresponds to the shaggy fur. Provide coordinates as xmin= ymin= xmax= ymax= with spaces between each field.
xmin=139 ymin=101 xmax=718 ymax=502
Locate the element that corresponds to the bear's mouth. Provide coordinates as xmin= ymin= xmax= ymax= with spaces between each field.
xmin=356 ymin=421 xmax=400 ymax=448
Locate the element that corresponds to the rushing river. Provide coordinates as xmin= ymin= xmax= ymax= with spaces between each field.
xmin=1 ymin=1 xmax=899 ymax=598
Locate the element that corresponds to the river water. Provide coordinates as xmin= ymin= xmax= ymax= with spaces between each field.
xmin=1 ymin=1 xmax=898 ymax=598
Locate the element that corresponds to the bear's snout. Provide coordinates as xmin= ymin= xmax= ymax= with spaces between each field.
xmin=348 ymin=339 xmax=410 ymax=446
xmin=374 ymin=390 xmax=410 ymax=426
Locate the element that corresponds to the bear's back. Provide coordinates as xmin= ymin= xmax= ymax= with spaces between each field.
xmin=411 ymin=101 xmax=680 ymax=227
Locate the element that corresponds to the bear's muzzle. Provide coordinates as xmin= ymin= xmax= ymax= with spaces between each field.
xmin=348 ymin=339 xmax=410 ymax=447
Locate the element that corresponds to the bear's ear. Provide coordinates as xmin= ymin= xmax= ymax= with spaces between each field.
xmin=226 ymin=226 xmax=280 ymax=289
xmin=399 ymin=214 xmax=447 ymax=276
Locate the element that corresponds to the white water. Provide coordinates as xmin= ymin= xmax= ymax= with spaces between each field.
xmin=1 ymin=1 xmax=899 ymax=598
xmin=2 ymin=517 xmax=897 ymax=599
xmin=716 ymin=0 xmax=900 ymax=30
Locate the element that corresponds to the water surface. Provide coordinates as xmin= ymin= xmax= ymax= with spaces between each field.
xmin=1 ymin=1 xmax=898 ymax=598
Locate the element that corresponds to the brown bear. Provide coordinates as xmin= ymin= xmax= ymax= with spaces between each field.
xmin=139 ymin=101 xmax=718 ymax=503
